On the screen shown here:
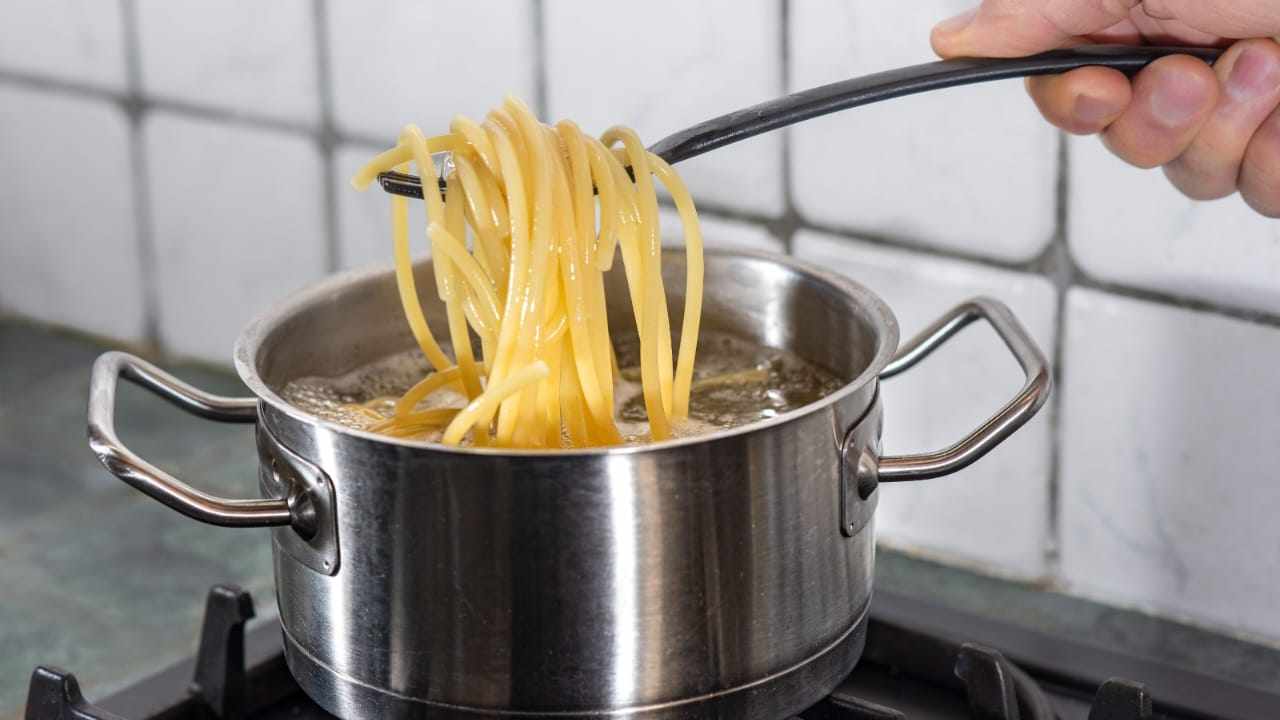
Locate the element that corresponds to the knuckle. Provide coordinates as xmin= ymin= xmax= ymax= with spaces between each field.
xmin=1163 ymin=161 xmax=1236 ymax=201
xmin=1102 ymin=133 xmax=1163 ymax=169
xmin=1242 ymin=189 xmax=1280 ymax=218
xmin=1240 ymin=112 xmax=1280 ymax=215
xmin=1101 ymin=0 xmax=1142 ymax=14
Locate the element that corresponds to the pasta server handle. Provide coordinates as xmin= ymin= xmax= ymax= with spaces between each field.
xmin=377 ymin=44 xmax=1223 ymax=200
xmin=649 ymin=44 xmax=1222 ymax=164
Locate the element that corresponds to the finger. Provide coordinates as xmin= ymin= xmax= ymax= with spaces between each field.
xmin=1101 ymin=55 xmax=1219 ymax=168
xmin=1165 ymin=39 xmax=1280 ymax=200
xmin=932 ymin=0 xmax=1139 ymax=59
xmin=1086 ymin=18 xmax=1144 ymax=45
xmin=1129 ymin=8 xmax=1227 ymax=46
xmin=1239 ymin=106 xmax=1280 ymax=217
xmin=1026 ymin=66 xmax=1132 ymax=134
xmin=1144 ymin=0 xmax=1280 ymax=39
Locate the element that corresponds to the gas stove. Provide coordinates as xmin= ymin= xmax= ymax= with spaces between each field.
xmin=20 ymin=585 xmax=1277 ymax=720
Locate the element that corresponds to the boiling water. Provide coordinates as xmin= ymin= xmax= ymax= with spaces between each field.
xmin=280 ymin=330 xmax=845 ymax=446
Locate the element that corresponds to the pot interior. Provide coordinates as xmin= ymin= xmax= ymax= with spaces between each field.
xmin=239 ymin=248 xmax=897 ymax=425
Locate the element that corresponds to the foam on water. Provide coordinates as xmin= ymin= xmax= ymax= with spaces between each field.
xmin=281 ymin=330 xmax=844 ymax=447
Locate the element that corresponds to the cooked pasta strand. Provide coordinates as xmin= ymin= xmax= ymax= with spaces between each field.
xmin=443 ymin=361 xmax=550 ymax=446
xmin=352 ymin=98 xmax=705 ymax=448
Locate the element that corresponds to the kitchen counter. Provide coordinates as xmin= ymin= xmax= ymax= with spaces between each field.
xmin=0 ymin=318 xmax=276 ymax=719
xmin=2 ymin=316 xmax=1278 ymax=718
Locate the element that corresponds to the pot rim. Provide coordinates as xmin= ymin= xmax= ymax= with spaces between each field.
xmin=233 ymin=248 xmax=899 ymax=457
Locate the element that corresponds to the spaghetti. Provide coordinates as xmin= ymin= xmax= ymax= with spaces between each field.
xmin=350 ymin=96 xmax=704 ymax=448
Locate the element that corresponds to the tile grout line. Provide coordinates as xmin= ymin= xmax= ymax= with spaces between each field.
xmin=530 ymin=0 xmax=549 ymax=118
xmin=148 ymin=94 xmax=323 ymax=141
xmin=312 ymin=0 xmax=340 ymax=273
xmin=799 ymin=216 xmax=1038 ymax=272
xmin=777 ymin=0 xmax=800 ymax=254
xmin=1074 ymin=273 xmax=1280 ymax=330
xmin=0 ymin=67 xmax=119 ymax=102
xmin=0 ymin=70 xmax=338 ymax=139
xmin=1041 ymin=130 xmax=1072 ymax=582
xmin=695 ymin=195 xmax=1280 ymax=330
xmin=3 ymin=65 xmax=1280 ymax=331
xmin=119 ymin=0 xmax=161 ymax=354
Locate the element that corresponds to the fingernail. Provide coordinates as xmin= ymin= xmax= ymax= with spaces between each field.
xmin=935 ymin=7 xmax=978 ymax=36
xmin=1073 ymin=94 xmax=1120 ymax=125
xmin=1227 ymin=46 xmax=1280 ymax=102
xmin=1150 ymin=70 xmax=1210 ymax=127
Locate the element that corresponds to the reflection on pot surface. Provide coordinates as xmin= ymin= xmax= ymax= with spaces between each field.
xmin=88 ymin=250 xmax=1050 ymax=720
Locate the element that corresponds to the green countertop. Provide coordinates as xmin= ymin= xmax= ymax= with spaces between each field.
xmin=2 ymin=317 xmax=1278 ymax=717
xmin=0 ymin=320 xmax=276 ymax=719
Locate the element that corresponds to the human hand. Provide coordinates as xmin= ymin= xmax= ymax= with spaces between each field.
xmin=931 ymin=1 xmax=1280 ymax=216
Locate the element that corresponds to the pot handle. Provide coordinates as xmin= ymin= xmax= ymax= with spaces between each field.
xmin=87 ymin=351 xmax=301 ymax=529
xmin=849 ymin=298 xmax=1051 ymax=495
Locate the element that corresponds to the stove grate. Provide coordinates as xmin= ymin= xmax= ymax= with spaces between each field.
xmin=18 ymin=585 xmax=1200 ymax=720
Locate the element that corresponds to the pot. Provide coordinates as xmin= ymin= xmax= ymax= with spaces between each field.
xmin=87 ymin=249 xmax=1049 ymax=720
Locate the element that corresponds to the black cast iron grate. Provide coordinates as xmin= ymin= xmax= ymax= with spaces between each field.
xmin=18 ymin=585 xmax=1248 ymax=720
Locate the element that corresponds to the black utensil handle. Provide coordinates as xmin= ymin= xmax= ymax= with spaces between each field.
xmin=377 ymin=45 xmax=1223 ymax=199
xmin=648 ymin=45 xmax=1223 ymax=164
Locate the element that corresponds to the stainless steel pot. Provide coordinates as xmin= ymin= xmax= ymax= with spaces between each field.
xmin=87 ymin=249 xmax=1049 ymax=720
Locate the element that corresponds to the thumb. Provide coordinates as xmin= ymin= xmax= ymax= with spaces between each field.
xmin=931 ymin=0 xmax=1136 ymax=58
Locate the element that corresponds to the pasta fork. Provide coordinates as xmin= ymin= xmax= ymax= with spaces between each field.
xmin=376 ymin=45 xmax=1221 ymax=200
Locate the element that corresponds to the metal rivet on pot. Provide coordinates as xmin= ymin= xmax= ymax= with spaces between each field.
xmin=285 ymin=481 xmax=319 ymax=541
xmin=856 ymin=450 xmax=880 ymax=501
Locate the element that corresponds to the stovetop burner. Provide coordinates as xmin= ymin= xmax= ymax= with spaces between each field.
xmin=20 ymin=585 xmax=1278 ymax=720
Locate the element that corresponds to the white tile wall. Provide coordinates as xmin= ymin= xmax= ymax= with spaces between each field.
xmin=5 ymin=0 xmax=1280 ymax=643
xmin=333 ymin=143 xmax=426 ymax=271
xmin=0 ymin=0 xmax=126 ymax=90
xmin=789 ymin=0 xmax=1058 ymax=263
xmin=795 ymin=231 xmax=1056 ymax=578
xmin=135 ymin=0 xmax=319 ymax=125
xmin=144 ymin=113 xmax=326 ymax=363
xmin=327 ymin=1 xmax=536 ymax=141
xmin=545 ymin=0 xmax=784 ymax=217
xmin=1069 ymin=138 xmax=1280 ymax=316
xmin=659 ymin=208 xmax=782 ymax=254
xmin=332 ymin=175 xmax=782 ymax=274
xmin=0 ymin=86 xmax=144 ymax=341
xmin=1061 ymin=288 xmax=1280 ymax=643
